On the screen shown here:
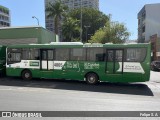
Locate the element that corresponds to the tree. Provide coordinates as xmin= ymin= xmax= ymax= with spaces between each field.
xmin=62 ymin=17 xmax=80 ymax=42
xmin=68 ymin=8 xmax=109 ymax=42
xmin=45 ymin=0 xmax=68 ymax=36
xmin=89 ymin=21 xmax=130 ymax=44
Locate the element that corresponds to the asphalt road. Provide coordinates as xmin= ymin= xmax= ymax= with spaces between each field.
xmin=0 ymin=71 xmax=160 ymax=119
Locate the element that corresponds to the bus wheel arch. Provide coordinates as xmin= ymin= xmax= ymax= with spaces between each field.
xmin=21 ymin=69 xmax=32 ymax=80
xmin=85 ymin=72 xmax=99 ymax=85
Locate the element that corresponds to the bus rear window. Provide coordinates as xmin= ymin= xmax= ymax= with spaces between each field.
xmin=126 ymin=48 xmax=146 ymax=62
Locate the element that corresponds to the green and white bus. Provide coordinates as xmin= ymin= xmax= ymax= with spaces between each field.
xmin=6 ymin=42 xmax=151 ymax=84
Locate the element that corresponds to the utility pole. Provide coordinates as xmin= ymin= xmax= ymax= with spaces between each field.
xmin=80 ymin=0 xmax=83 ymax=42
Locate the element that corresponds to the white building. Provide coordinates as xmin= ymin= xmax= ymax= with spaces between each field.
xmin=138 ymin=3 xmax=160 ymax=43
xmin=0 ymin=5 xmax=10 ymax=27
xmin=45 ymin=0 xmax=99 ymax=41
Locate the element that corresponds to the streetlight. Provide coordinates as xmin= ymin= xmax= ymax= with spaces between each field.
xmin=84 ymin=25 xmax=90 ymax=42
xmin=32 ymin=16 xmax=39 ymax=26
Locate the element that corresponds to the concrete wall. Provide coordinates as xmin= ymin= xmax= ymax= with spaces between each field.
xmin=40 ymin=27 xmax=55 ymax=43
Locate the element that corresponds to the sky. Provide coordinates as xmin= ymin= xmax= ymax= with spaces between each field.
xmin=0 ymin=0 xmax=160 ymax=40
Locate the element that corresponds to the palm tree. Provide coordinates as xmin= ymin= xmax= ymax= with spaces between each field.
xmin=62 ymin=17 xmax=80 ymax=42
xmin=45 ymin=0 xmax=68 ymax=38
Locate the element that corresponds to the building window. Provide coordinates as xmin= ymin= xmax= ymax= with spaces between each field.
xmin=142 ymin=12 xmax=146 ymax=20
xmin=142 ymin=26 xmax=145 ymax=33
xmin=138 ymin=19 xmax=141 ymax=25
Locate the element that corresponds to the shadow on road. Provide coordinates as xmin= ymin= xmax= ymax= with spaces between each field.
xmin=0 ymin=77 xmax=154 ymax=96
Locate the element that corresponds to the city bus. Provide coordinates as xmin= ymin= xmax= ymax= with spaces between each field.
xmin=6 ymin=42 xmax=151 ymax=84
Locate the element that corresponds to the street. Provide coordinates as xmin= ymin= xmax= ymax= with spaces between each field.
xmin=0 ymin=71 xmax=160 ymax=119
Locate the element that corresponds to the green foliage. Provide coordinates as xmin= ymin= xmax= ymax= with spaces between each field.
xmin=68 ymin=8 xmax=109 ymax=42
xmin=46 ymin=2 xmax=130 ymax=44
xmin=89 ymin=21 xmax=130 ymax=44
xmin=45 ymin=0 xmax=68 ymax=35
xmin=62 ymin=17 xmax=80 ymax=42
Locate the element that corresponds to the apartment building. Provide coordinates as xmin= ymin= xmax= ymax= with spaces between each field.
xmin=138 ymin=3 xmax=160 ymax=43
xmin=138 ymin=3 xmax=160 ymax=60
xmin=0 ymin=5 xmax=10 ymax=27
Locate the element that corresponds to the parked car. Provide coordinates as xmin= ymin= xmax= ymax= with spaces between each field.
xmin=151 ymin=61 xmax=160 ymax=71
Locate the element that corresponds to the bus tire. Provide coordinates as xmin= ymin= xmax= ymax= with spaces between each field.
xmin=22 ymin=70 xmax=32 ymax=80
xmin=86 ymin=73 xmax=98 ymax=85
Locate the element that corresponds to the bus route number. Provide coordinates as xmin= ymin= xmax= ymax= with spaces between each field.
xmin=54 ymin=63 xmax=63 ymax=68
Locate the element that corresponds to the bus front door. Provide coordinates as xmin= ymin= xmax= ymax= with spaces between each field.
xmin=106 ymin=49 xmax=124 ymax=81
xmin=40 ymin=49 xmax=54 ymax=79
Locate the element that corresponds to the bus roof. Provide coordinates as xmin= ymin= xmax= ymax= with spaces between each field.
xmin=50 ymin=42 xmax=83 ymax=45
xmin=7 ymin=42 xmax=150 ymax=49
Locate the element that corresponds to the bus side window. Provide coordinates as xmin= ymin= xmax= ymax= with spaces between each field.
xmin=22 ymin=49 xmax=30 ymax=60
xmin=8 ymin=52 xmax=11 ymax=58
xmin=48 ymin=50 xmax=54 ymax=60
xmin=115 ymin=50 xmax=122 ymax=62
xmin=55 ymin=48 xmax=70 ymax=61
xmin=30 ymin=49 xmax=39 ymax=60
xmin=8 ymin=52 xmax=21 ymax=63
xmin=107 ymin=51 xmax=113 ymax=61
xmin=22 ymin=49 xmax=40 ymax=60
xmin=42 ymin=50 xmax=47 ymax=60
xmin=70 ymin=48 xmax=86 ymax=61
xmin=7 ymin=52 xmax=11 ymax=62
xmin=7 ymin=48 xmax=21 ymax=64
xmin=87 ymin=48 xmax=105 ymax=62
xmin=96 ymin=53 xmax=105 ymax=61
xmin=126 ymin=48 xmax=146 ymax=62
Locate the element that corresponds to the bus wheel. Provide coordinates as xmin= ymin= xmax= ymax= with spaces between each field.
xmin=86 ymin=73 xmax=98 ymax=85
xmin=22 ymin=70 xmax=32 ymax=80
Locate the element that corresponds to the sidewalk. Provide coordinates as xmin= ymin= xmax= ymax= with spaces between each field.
xmin=150 ymin=71 xmax=160 ymax=83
